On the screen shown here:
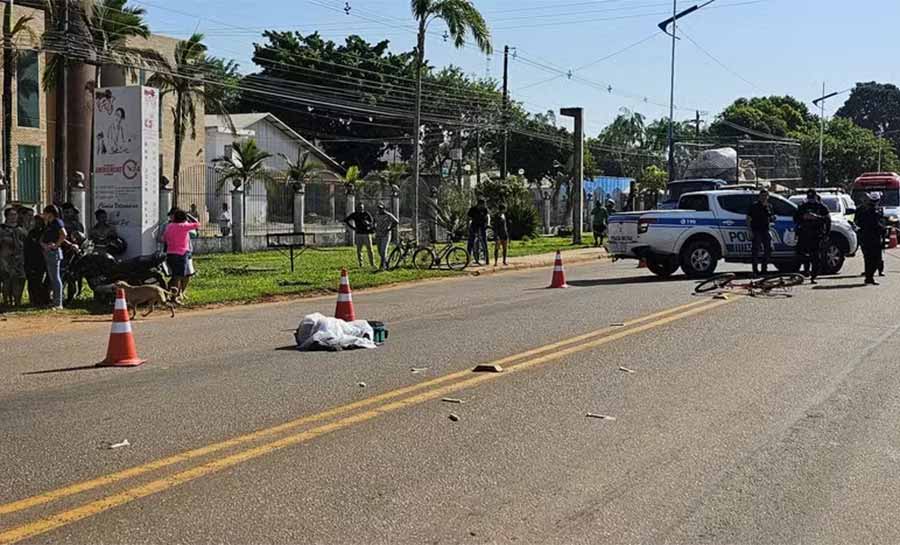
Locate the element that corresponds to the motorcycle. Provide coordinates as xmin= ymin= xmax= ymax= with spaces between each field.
xmin=64 ymin=241 xmax=167 ymax=303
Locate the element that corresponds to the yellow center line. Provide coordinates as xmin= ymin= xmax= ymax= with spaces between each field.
xmin=0 ymin=298 xmax=734 ymax=545
xmin=0 ymin=298 xmax=708 ymax=518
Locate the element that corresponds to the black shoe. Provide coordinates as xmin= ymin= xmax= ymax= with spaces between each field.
xmin=879 ymin=272 xmax=886 ymax=277
xmin=809 ymin=278 xmax=817 ymax=285
xmin=866 ymin=279 xmax=879 ymax=285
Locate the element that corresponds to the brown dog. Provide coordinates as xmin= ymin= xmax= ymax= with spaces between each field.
xmin=113 ymin=281 xmax=180 ymax=319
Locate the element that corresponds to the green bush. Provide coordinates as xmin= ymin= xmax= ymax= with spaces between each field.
xmin=506 ymin=198 xmax=540 ymax=240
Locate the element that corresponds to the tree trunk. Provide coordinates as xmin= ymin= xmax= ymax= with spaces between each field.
xmin=3 ymin=3 xmax=14 ymax=186
xmin=53 ymin=0 xmax=69 ymax=203
xmin=172 ymin=92 xmax=183 ymax=206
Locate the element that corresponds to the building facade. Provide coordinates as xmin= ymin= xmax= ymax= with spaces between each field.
xmin=0 ymin=2 xmax=203 ymax=210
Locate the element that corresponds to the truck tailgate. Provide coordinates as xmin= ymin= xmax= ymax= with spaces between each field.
xmin=607 ymin=213 xmax=642 ymax=256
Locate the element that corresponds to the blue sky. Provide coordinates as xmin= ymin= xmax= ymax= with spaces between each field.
xmin=141 ymin=0 xmax=900 ymax=135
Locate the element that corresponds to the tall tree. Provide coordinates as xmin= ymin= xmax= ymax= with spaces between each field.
xmin=709 ymin=96 xmax=815 ymax=139
xmin=2 ymin=5 xmax=35 ymax=185
xmin=247 ymin=31 xmax=418 ymax=172
xmin=410 ymin=0 xmax=492 ymax=242
xmin=150 ymin=33 xmax=233 ymax=202
xmin=836 ymin=82 xmax=900 ymax=155
xmin=797 ymin=117 xmax=900 ymax=186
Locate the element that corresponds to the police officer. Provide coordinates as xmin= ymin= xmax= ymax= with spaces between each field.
xmin=746 ymin=189 xmax=775 ymax=277
xmin=793 ymin=188 xmax=831 ymax=284
xmin=856 ymin=192 xmax=885 ymax=285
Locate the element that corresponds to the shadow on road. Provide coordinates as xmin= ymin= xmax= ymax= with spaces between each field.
xmin=567 ymin=275 xmax=689 ymax=287
xmin=22 ymin=364 xmax=105 ymax=375
xmin=811 ymin=283 xmax=868 ymax=290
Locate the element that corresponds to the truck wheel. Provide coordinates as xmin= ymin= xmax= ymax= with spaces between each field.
xmin=646 ymin=256 xmax=679 ymax=278
xmin=680 ymin=239 xmax=719 ymax=278
xmin=821 ymin=238 xmax=845 ymax=274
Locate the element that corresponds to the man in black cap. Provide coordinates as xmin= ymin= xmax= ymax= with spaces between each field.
xmin=746 ymin=189 xmax=775 ymax=277
xmin=793 ymin=188 xmax=831 ymax=284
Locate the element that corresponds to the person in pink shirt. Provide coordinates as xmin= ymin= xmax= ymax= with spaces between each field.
xmin=162 ymin=209 xmax=200 ymax=296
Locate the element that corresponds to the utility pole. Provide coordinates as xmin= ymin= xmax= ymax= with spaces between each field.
xmin=812 ymin=83 xmax=839 ymax=188
xmin=561 ymin=107 xmax=584 ymax=244
xmin=501 ymin=45 xmax=509 ymax=180
xmin=55 ymin=0 xmax=70 ymax=203
xmin=475 ymin=125 xmax=481 ymax=184
xmin=694 ymin=110 xmax=701 ymax=138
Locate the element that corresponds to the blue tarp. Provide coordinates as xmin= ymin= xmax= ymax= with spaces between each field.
xmin=584 ymin=176 xmax=633 ymax=206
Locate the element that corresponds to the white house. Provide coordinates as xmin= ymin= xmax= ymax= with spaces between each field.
xmin=204 ymin=113 xmax=344 ymax=231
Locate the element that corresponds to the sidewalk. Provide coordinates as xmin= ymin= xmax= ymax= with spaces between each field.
xmin=469 ymin=246 xmax=608 ymax=274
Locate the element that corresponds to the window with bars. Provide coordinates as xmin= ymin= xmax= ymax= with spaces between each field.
xmin=17 ymin=145 xmax=41 ymax=203
xmin=17 ymin=51 xmax=39 ymax=128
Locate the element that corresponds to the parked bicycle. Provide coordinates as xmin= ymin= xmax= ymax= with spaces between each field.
xmin=694 ymin=272 xmax=804 ymax=297
xmin=414 ymin=237 xmax=470 ymax=271
xmin=386 ymin=237 xmax=432 ymax=270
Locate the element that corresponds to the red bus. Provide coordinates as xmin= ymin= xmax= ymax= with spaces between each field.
xmin=851 ymin=172 xmax=900 ymax=227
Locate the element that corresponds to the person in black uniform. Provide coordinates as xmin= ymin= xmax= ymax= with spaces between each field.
xmin=793 ymin=188 xmax=831 ymax=284
xmin=746 ymin=189 xmax=775 ymax=277
xmin=856 ymin=192 xmax=885 ymax=285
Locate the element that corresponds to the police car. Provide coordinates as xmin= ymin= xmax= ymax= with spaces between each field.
xmin=606 ymin=189 xmax=859 ymax=278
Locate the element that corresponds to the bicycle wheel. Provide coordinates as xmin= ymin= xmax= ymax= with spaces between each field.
xmin=387 ymin=246 xmax=406 ymax=270
xmin=445 ymin=246 xmax=471 ymax=271
xmin=694 ymin=273 xmax=736 ymax=293
xmin=412 ymin=247 xmax=437 ymax=270
xmin=756 ymin=273 xmax=804 ymax=290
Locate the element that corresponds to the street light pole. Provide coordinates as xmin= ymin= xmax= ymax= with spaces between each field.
xmin=658 ymin=0 xmax=716 ymax=183
xmin=666 ymin=0 xmax=677 ymax=183
xmin=812 ymin=85 xmax=842 ymax=187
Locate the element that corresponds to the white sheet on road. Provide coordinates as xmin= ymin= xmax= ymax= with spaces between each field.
xmin=294 ymin=313 xmax=376 ymax=351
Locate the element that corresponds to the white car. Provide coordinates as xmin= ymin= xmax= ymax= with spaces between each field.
xmin=788 ymin=194 xmax=857 ymax=223
xmin=606 ymin=189 xmax=859 ymax=278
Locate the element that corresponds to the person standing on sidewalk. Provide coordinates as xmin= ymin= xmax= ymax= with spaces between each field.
xmin=162 ymin=209 xmax=201 ymax=297
xmin=40 ymin=205 xmax=73 ymax=309
xmin=24 ymin=215 xmax=49 ymax=306
xmin=746 ymin=189 xmax=775 ymax=277
xmin=591 ymin=199 xmax=613 ymax=247
xmin=374 ymin=203 xmax=399 ymax=271
xmin=344 ymin=203 xmax=376 ymax=268
xmin=467 ymin=198 xmax=489 ymax=265
xmin=492 ymin=203 xmax=510 ymax=266
xmin=856 ymin=192 xmax=885 ymax=286
xmin=0 ymin=207 xmax=27 ymax=307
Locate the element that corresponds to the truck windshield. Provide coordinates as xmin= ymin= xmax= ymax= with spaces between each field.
xmin=852 ymin=189 xmax=900 ymax=207
xmin=666 ymin=182 xmax=719 ymax=203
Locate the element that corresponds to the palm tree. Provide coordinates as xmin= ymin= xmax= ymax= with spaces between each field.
xmin=341 ymin=165 xmax=365 ymax=194
xmin=150 ymin=32 xmax=233 ymax=202
xmin=410 ymin=0 xmax=492 ymax=243
xmin=279 ymin=149 xmax=322 ymax=189
xmin=214 ymin=139 xmax=273 ymax=191
xmin=2 ymin=6 xmax=36 ymax=185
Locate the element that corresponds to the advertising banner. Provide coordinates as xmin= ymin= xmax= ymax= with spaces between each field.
xmin=93 ymin=86 xmax=160 ymax=258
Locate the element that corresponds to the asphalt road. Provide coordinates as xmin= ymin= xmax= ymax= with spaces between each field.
xmin=3 ymin=253 xmax=900 ymax=544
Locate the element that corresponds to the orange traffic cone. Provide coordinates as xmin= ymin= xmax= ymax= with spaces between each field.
xmin=97 ymin=288 xmax=146 ymax=367
xmin=335 ymin=268 xmax=356 ymax=321
xmin=548 ymin=250 xmax=569 ymax=288
xmin=890 ymin=229 xmax=898 ymax=249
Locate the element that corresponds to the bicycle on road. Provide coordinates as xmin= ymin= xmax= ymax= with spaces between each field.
xmin=694 ymin=272 xmax=804 ymax=297
xmin=413 ymin=236 xmax=470 ymax=271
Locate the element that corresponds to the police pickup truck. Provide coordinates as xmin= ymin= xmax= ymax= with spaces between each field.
xmin=606 ymin=189 xmax=858 ymax=278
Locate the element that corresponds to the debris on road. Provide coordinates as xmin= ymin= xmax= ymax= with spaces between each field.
xmin=586 ymin=413 xmax=616 ymax=421
xmin=410 ymin=367 xmax=429 ymax=374
xmin=472 ymin=364 xmax=504 ymax=373
xmin=610 ymin=322 xmax=625 ymax=327
xmin=618 ymin=366 xmax=635 ymax=374
xmin=108 ymin=439 xmax=131 ymax=449
xmin=358 ymin=382 xmax=367 ymax=388
xmin=448 ymin=413 xmax=461 ymax=422
xmin=442 ymin=398 xmax=464 ymax=404
xmin=713 ymin=294 xmax=729 ymax=300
